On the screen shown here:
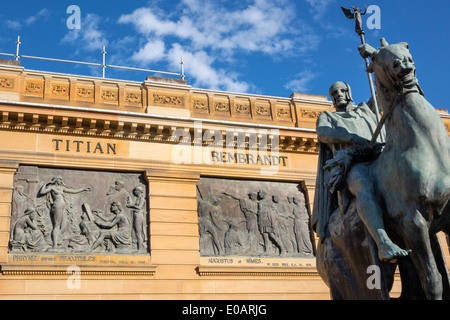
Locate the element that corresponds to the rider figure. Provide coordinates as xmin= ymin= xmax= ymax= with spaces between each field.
xmin=314 ymin=81 xmax=411 ymax=262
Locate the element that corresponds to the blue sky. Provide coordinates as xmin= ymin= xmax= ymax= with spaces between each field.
xmin=0 ymin=0 xmax=448 ymax=111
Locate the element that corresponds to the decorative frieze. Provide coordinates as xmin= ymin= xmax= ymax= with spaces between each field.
xmin=101 ymin=89 xmax=118 ymax=102
xmin=125 ymin=91 xmax=142 ymax=104
xmin=1 ymin=267 xmax=156 ymax=277
xmin=256 ymin=105 xmax=271 ymax=116
xmin=25 ymin=80 xmax=44 ymax=95
xmin=0 ymin=107 xmax=320 ymax=153
xmin=197 ymin=178 xmax=314 ymax=258
xmin=0 ymin=69 xmax=337 ymax=131
xmin=193 ymin=99 xmax=208 ymax=111
xmin=153 ymin=93 xmax=183 ymax=106
xmin=298 ymin=108 xmax=321 ymax=119
xmin=235 ymin=102 xmax=250 ymax=114
xmin=76 ymin=87 xmax=94 ymax=99
xmin=51 ymin=83 xmax=69 ymax=97
xmin=277 ymin=106 xmax=291 ymax=118
xmin=0 ymin=77 xmax=14 ymax=89
xmin=214 ymin=101 xmax=229 ymax=112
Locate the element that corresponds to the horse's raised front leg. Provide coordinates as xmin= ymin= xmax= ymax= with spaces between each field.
xmin=399 ymin=209 xmax=443 ymax=300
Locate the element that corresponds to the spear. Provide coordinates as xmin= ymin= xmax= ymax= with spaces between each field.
xmin=341 ymin=5 xmax=382 ymax=125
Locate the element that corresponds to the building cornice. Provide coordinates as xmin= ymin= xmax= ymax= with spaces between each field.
xmin=0 ymin=99 xmax=320 ymax=153
xmin=0 ymin=63 xmax=447 ymax=144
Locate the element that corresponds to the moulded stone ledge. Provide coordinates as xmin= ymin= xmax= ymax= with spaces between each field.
xmin=196 ymin=265 xmax=319 ymax=277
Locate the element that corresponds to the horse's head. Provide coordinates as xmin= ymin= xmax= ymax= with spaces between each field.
xmin=359 ymin=39 xmax=423 ymax=108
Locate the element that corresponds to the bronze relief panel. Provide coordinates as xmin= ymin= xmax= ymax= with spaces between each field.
xmin=9 ymin=166 xmax=149 ymax=255
xmin=197 ymin=177 xmax=314 ymax=258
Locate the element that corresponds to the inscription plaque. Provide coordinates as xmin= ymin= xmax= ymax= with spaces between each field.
xmin=197 ymin=178 xmax=314 ymax=258
xmin=9 ymin=166 xmax=149 ymax=255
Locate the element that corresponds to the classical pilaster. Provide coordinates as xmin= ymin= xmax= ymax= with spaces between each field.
xmin=145 ymin=170 xmax=201 ymax=272
xmin=0 ymin=161 xmax=19 ymax=263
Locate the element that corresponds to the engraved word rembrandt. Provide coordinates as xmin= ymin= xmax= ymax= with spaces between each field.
xmin=170 ymin=120 xmax=286 ymax=173
xmin=210 ymin=151 xmax=288 ymax=166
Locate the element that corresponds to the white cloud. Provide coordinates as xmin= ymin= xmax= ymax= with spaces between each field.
xmin=5 ymin=8 xmax=50 ymax=30
xmin=118 ymin=0 xmax=319 ymax=92
xmin=167 ymin=43 xmax=252 ymax=93
xmin=131 ymin=39 xmax=166 ymax=63
xmin=118 ymin=8 xmax=177 ymax=37
xmin=25 ymin=8 xmax=50 ymax=25
xmin=305 ymin=0 xmax=349 ymax=39
xmin=284 ymin=71 xmax=317 ymax=93
xmin=62 ymin=13 xmax=108 ymax=52
xmin=305 ymin=0 xmax=336 ymax=22
xmin=5 ymin=20 xmax=21 ymax=30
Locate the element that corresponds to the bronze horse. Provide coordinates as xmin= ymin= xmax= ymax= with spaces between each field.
xmin=316 ymin=39 xmax=450 ymax=299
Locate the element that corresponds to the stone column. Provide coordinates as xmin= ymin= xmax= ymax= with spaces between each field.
xmin=301 ymin=178 xmax=316 ymax=216
xmin=144 ymin=169 xmax=201 ymax=278
xmin=301 ymin=178 xmax=318 ymax=251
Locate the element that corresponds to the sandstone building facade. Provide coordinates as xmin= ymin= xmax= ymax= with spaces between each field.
xmin=0 ymin=59 xmax=449 ymax=299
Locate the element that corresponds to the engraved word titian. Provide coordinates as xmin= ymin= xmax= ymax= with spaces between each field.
xmin=52 ymin=139 xmax=116 ymax=154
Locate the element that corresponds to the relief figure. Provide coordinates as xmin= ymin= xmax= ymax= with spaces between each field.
xmin=223 ymin=192 xmax=260 ymax=253
xmin=10 ymin=207 xmax=49 ymax=252
xmin=224 ymin=219 xmax=251 ymax=255
xmin=198 ymin=196 xmax=227 ymax=255
xmin=39 ymin=176 xmax=91 ymax=250
xmin=276 ymin=195 xmax=296 ymax=255
xmin=127 ymin=186 xmax=147 ymax=253
xmin=90 ymin=201 xmax=132 ymax=252
xmin=293 ymin=195 xmax=313 ymax=255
